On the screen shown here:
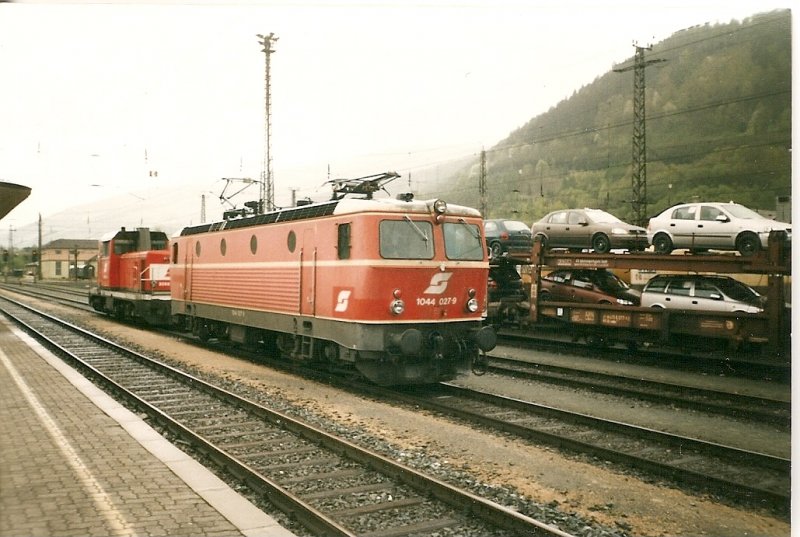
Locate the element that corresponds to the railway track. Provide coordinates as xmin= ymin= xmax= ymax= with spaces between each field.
xmin=0 ymin=282 xmax=91 ymax=310
xmin=483 ymin=353 xmax=791 ymax=427
xmin=0 ymin=295 xmax=573 ymax=537
xmin=3 ymin=284 xmax=790 ymax=516
xmin=375 ymin=382 xmax=790 ymax=515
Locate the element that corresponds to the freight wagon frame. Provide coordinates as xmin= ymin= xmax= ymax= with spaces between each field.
xmin=522 ymin=231 xmax=790 ymax=356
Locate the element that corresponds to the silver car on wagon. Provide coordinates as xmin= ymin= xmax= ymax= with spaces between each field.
xmin=647 ymin=202 xmax=791 ymax=256
xmin=640 ymin=274 xmax=765 ymax=314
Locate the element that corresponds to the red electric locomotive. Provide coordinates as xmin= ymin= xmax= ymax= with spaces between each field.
xmin=169 ymin=172 xmax=496 ymax=384
xmin=89 ymin=227 xmax=172 ymax=325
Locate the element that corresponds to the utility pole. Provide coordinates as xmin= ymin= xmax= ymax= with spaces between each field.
xmin=614 ymin=45 xmax=666 ymax=226
xmin=7 ymin=225 xmax=14 ymax=277
xmin=37 ymin=214 xmax=42 ymax=281
xmin=479 ymin=149 xmax=487 ymax=217
xmin=257 ymin=32 xmax=278 ymax=213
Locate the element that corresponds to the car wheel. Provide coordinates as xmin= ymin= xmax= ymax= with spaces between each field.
xmin=598 ymin=300 xmax=612 ymax=305
xmin=736 ymin=232 xmax=760 ymax=256
xmin=489 ymin=241 xmax=503 ymax=259
xmin=534 ymin=234 xmax=547 ymax=250
xmin=538 ymin=290 xmax=551 ymax=302
xmin=652 ymin=233 xmax=673 ymax=254
xmin=591 ymin=233 xmax=610 ymax=254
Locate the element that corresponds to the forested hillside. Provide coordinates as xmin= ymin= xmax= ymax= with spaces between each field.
xmin=422 ymin=9 xmax=791 ymax=226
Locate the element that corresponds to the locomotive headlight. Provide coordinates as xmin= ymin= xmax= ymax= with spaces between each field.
xmin=390 ymin=299 xmax=405 ymax=315
xmin=466 ymin=297 xmax=479 ymax=313
xmin=433 ymin=199 xmax=447 ymax=214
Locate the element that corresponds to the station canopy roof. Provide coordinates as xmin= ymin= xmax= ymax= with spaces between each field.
xmin=0 ymin=181 xmax=32 ymax=220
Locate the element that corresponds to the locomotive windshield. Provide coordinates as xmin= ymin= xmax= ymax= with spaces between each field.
xmin=443 ymin=222 xmax=484 ymax=260
xmin=380 ymin=220 xmax=434 ymax=259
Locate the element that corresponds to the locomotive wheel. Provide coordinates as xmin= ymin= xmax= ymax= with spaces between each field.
xmin=196 ymin=321 xmax=210 ymax=342
xmin=585 ymin=333 xmax=608 ymax=349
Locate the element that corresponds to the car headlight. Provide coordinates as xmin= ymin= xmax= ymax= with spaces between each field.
xmin=616 ymin=298 xmax=634 ymax=306
xmin=611 ymin=227 xmax=627 ymax=235
xmin=390 ymin=299 xmax=405 ymax=315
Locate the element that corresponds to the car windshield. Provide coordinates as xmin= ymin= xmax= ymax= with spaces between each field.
xmin=490 ymin=264 xmax=521 ymax=282
xmin=723 ymin=204 xmax=768 ymax=220
xmin=594 ymin=270 xmax=630 ymax=291
xmin=503 ymin=220 xmax=530 ymax=232
xmin=714 ymin=278 xmax=760 ymax=302
xmin=585 ymin=209 xmax=623 ymax=224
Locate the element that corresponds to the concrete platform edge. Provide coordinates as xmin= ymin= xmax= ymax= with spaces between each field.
xmin=7 ymin=322 xmax=296 ymax=537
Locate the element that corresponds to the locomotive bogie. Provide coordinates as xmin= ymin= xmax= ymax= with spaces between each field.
xmin=90 ymin=290 xmax=172 ymax=325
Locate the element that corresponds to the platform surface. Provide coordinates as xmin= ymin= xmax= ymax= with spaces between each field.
xmin=0 ymin=317 xmax=296 ymax=537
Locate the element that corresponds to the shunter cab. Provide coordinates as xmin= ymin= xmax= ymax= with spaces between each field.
xmin=89 ymin=227 xmax=171 ymax=324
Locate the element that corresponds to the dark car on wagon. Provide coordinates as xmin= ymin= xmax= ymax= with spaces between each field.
xmin=539 ymin=268 xmax=641 ymax=306
xmin=531 ymin=208 xmax=648 ymax=253
xmin=484 ymin=219 xmax=533 ymax=259
xmin=487 ymin=260 xmax=529 ymax=323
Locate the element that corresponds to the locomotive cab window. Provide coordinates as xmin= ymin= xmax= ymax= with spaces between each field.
xmin=114 ymin=239 xmax=135 ymax=255
xmin=380 ymin=219 xmax=434 ymax=259
xmin=172 ymin=243 xmax=178 ymax=263
xmin=443 ymin=222 xmax=484 ymax=260
xmin=151 ymin=235 xmax=168 ymax=250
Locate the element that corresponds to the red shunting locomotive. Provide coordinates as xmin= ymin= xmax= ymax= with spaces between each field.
xmin=89 ymin=227 xmax=172 ymax=325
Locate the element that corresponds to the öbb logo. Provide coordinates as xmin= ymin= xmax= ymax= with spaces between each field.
xmin=334 ymin=289 xmax=352 ymax=312
xmin=424 ymin=272 xmax=452 ymax=295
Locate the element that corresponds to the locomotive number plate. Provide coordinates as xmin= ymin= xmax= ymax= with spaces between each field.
xmin=416 ymin=297 xmax=457 ymax=306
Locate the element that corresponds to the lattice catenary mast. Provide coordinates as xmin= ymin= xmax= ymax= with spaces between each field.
xmin=257 ymin=33 xmax=278 ymax=213
xmin=614 ymin=44 xmax=666 ymax=227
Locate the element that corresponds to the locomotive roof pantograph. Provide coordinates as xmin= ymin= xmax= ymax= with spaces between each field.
xmin=180 ymin=171 xmax=480 ymax=237
xmin=328 ymin=171 xmax=400 ymax=200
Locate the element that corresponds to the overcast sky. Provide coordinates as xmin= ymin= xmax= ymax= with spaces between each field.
xmin=0 ymin=0 xmax=791 ymax=230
